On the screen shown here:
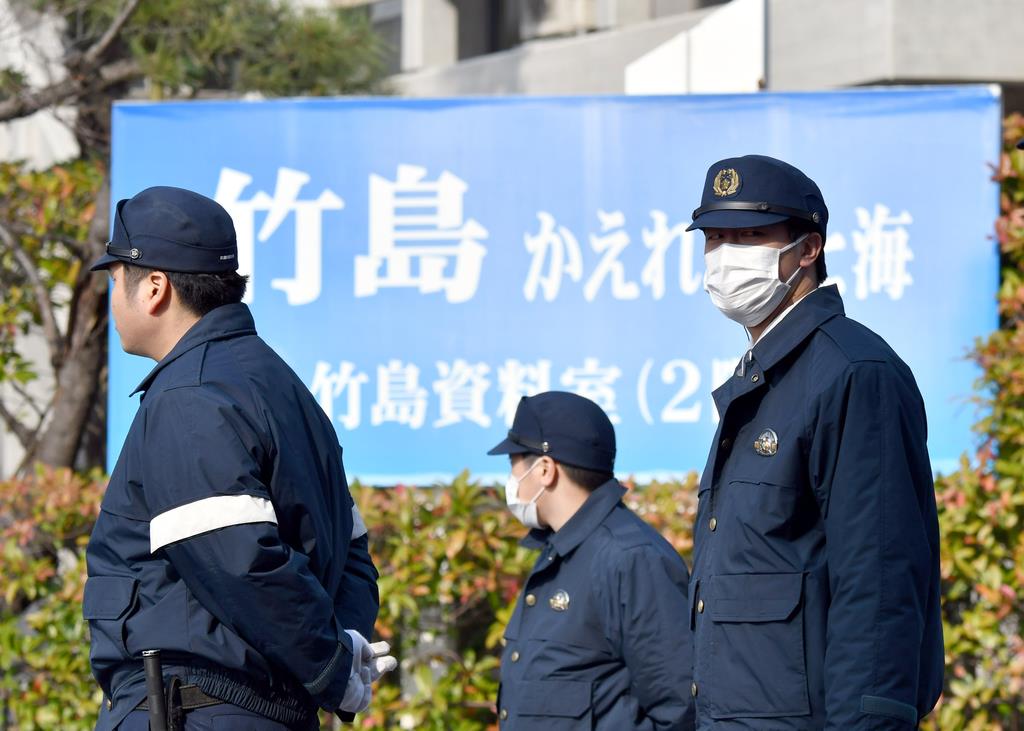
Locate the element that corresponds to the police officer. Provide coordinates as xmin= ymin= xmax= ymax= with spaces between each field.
xmin=488 ymin=391 xmax=694 ymax=731
xmin=686 ymin=155 xmax=943 ymax=729
xmin=85 ymin=187 xmax=395 ymax=730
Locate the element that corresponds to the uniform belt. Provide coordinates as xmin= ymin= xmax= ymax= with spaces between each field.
xmin=135 ymin=684 xmax=223 ymax=711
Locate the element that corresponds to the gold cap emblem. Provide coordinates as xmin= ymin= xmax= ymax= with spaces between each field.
xmin=754 ymin=429 xmax=778 ymax=457
xmin=712 ymin=168 xmax=741 ymax=197
xmin=549 ymin=590 xmax=570 ymax=612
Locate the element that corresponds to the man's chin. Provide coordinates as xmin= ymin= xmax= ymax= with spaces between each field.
xmin=118 ymin=339 xmax=144 ymax=359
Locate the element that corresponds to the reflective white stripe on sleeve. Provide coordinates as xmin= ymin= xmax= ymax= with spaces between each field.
xmin=150 ymin=494 xmax=278 ymax=553
xmin=351 ymin=504 xmax=368 ymax=540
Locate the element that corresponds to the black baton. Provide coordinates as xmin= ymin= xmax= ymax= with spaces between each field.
xmin=142 ymin=649 xmax=167 ymax=731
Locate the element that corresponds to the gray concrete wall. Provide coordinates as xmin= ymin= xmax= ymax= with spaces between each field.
xmin=391 ymin=8 xmax=714 ymax=96
xmin=768 ymin=0 xmax=1024 ymax=89
xmin=891 ymin=0 xmax=1024 ymax=82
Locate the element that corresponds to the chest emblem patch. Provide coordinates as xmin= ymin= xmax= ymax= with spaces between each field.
xmin=754 ymin=429 xmax=779 ymax=457
xmin=549 ymin=590 xmax=570 ymax=612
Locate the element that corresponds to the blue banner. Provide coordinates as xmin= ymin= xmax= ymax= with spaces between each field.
xmin=108 ymin=86 xmax=1001 ymax=483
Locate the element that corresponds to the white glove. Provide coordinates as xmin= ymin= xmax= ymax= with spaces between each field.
xmin=340 ymin=630 xmax=373 ymax=714
xmin=338 ymin=631 xmax=398 ymax=714
xmin=367 ymin=640 xmax=398 ymax=681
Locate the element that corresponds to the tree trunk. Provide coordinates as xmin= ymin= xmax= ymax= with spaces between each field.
xmin=32 ymin=293 xmax=106 ymax=468
xmin=28 ymin=182 xmax=110 ymax=470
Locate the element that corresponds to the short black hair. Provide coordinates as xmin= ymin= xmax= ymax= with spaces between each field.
xmin=787 ymin=219 xmax=827 ymax=284
xmin=122 ymin=265 xmax=248 ymax=317
xmin=522 ymin=454 xmax=613 ymax=493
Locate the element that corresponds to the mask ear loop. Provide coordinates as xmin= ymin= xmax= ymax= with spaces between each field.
xmin=522 ymin=458 xmax=549 ymax=506
xmin=781 ymin=232 xmax=811 ymax=286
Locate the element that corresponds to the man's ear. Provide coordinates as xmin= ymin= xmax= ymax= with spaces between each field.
xmin=537 ymin=457 xmax=558 ymax=488
xmin=800 ymin=232 xmax=824 ymax=269
xmin=142 ymin=270 xmax=173 ymax=316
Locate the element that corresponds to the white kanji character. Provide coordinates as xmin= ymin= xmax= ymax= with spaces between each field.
xmin=496 ymin=359 xmax=552 ymax=426
xmin=214 ymin=167 xmax=344 ymax=306
xmin=371 ymin=360 xmax=428 ymax=429
xmin=310 ymin=361 xmax=369 ymax=430
xmin=433 ymin=360 xmax=492 ymax=428
xmin=560 ymin=358 xmax=623 ymax=423
xmin=851 ymin=205 xmax=914 ymax=300
xmin=584 ymin=210 xmax=639 ymax=302
xmin=641 ymin=210 xmax=703 ymax=298
xmin=355 ymin=165 xmax=488 ymax=303
xmin=523 ymin=212 xmax=583 ymax=302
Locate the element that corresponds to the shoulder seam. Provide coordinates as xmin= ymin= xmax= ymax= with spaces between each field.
xmin=817 ymin=319 xmax=888 ymax=365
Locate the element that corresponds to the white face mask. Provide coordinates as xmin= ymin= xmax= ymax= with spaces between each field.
xmin=505 ymin=460 xmax=545 ymax=530
xmin=702 ymin=233 xmax=809 ymax=327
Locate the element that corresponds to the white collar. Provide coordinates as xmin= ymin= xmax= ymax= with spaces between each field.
xmin=747 ymin=284 xmax=821 ymax=347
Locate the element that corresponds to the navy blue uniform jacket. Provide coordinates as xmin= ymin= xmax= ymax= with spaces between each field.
xmin=690 ymin=286 xmax=943 ymax=729
xmin=85 ymin=304 xmax=379 ymax=730
xmin=499 ymin=480 xmax=695 ymax=730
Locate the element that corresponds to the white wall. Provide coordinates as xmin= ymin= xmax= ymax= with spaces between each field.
xmin=625 ymin=0 xmax=764 ymax=95
xmin=0 ymin=0 xmax=79 ymax=169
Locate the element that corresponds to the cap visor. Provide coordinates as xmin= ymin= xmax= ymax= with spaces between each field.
xmin=686 ymin=209 xmax=791 ymax=232
xmin=89 ymin=252 xmax=121 ymax=272
xmin=487 ymin=437 xmax=534 ymax=456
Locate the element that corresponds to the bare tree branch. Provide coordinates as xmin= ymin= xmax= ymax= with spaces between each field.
xmin=81 ymin=0 xmax=144 ymax=67
xmin=0 ymin=37 xmax=141 ymax=124
xmin=0 ymin=395 xmax=34 ymax=449
xmin=2 ymin=221 xmax=88 ymax=260
xmin=96 ymin=58 xmax=141 ymax=87
xmin=7 ymin=378 xmax=46 ymax=420
xmin=0 ymin=222 xmax=65 ymax=371
xmin=0 ymin=74 xmax=79 ymax=121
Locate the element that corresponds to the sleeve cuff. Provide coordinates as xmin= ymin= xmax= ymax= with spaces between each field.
xmin=304 ymin=641 xmax=355 ymax=711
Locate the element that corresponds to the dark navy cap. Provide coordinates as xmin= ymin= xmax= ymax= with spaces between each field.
xmin=1017 ymin=138 xmax=1024 ymax=150
xmin=687 ymin=154 xmax=828 ymax=240
xmin=90 ymin=186 xmax=238 ymax=273
xmin=487 ymin=391 xmax=616 ymax=473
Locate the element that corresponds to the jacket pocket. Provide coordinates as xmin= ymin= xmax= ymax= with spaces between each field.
xmin=707 ymin=572 xmax=809 ymax=719
xmin=83 ymin=575 xmax=138 ymax=657
xmin=516 ymin=679 xmax=592 ymax=728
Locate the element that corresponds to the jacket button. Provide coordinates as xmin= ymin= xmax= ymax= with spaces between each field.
xmin=691 ymin=682 xmax=698 ymax=697
xmin=500 ymin=637 xmax=507 ymax=647
xmin=525 ymin=594 xmax=536 ymax=606
xmin=697 ymin=599 xmax=705 ymax=613
xmin=500 ymin=708 xmax=508 ymax=720
xmin=510 ymin=651 xmax=520 ymax=662
xmin=709 ymin=517 xmax=718 ymax=532
xmin=720 ymin=437 xmax=731 ymax=450
xmin=751 ymin=373 xmax=760 ymax=383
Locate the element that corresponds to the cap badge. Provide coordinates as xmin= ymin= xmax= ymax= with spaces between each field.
xmin=549 ymin=590 xmax=570 ymax=612
xmin=129 ymin=248 xmax=141 ymax=260
xmin=754 ymin=429 xmax=778 ymax=457
xmin=712 ymin=168 xmax=741 ymax=197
